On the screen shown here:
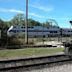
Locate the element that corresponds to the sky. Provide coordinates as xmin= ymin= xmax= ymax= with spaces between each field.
xmin=0 ymin=0 xmax=72 ymax=28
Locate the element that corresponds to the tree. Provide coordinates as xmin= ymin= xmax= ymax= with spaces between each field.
xmin=0 ymin=19 xmax=4 ymax=29
xmin=0 ymin=19 xmax=9 ymax=46
xmin=10 ymin=14 xmax=42 ymax=26
xmin=43 ymin=19 xmax=59 ymax=28
xmin=42 ymin=21 xmax=51 ymax=27
xmin=28 ymin=18 xmax=41 ymax=26
xmin=10 ymin=13 xmax=25 ymax=26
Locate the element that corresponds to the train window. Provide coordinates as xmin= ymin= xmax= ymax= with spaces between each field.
xmin=9 ymin=30 xmax=16 ymax=33
xmin=16 ymin=30 xmax=20 ymax=32
xmin=28 ymin=27 xmax=30 ymax=28
xmin=22 ymin=30 xmax=25 ymax=32
xmin=13 ymin=30 xmax=16 ymax=33
xmin=9 ymin=30 xmax=12 ymax=32
xmin=28 ymin=27 xmax=33 ymax=28
xmin=54 ymin=31 xmax=57 ymax=33
xmin=21 ymin=27 xmax=25 ymax=28
xmin=50 ymin=31 xmax=57 ymax=33
xmin=14 ymin=26 xmax=33 ymax=28
xmin=21 ymin=27 xmax=23 ymax=28
xmin=14 ymin=26 xmax=16 ymax=28
xmin=50 ymin=31 xmax=53 ymax=33
xmin=32 ymin=27 xmax=33 ymax=28
xmin=68 ymin=31 xmax=70 ymax=32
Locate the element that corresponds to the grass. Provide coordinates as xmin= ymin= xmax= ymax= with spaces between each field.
xmin=0 ymin=48 xmax=64 ymax=59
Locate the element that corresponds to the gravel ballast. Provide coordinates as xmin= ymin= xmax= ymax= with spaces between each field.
xmin=25 ymin=61 xmax=72 ymax=72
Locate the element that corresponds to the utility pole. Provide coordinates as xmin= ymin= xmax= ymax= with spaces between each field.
xmin=25 ymin=0 xmax=28 ymax=44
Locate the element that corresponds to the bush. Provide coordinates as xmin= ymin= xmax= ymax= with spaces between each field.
xmin=6 ymin=37 xmax=24 ymax=49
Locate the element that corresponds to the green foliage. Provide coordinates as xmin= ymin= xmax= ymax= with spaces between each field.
xmin=0 ymin=19 xmax=4 ymax=29
xmin=10 ymin=13 xmax=25 ymax=26
xmin=0 ymin=19 xmax=9 ymax=46
xmin=28 ymin=18 xmax=42 ymax=26
xmin=6 ymin=37 xmax=24 ymax=49
xmin=42 ymin=21 xmax=52 ymax=27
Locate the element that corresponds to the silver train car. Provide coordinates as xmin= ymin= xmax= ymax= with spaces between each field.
xmin=7 ymin=25 xmax=60 ymax=37
xmin=7 ymin=25 xmax=72 ymax=37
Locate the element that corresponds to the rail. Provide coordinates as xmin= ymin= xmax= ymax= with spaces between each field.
xmin=0 ymin=54 xmax=71 ymax=71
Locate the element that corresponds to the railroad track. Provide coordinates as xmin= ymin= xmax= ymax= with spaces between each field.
xmin=0 ymin=54 xmax=71 ymax=72
xmin=5 ymin=44 xmax=58 ymax=49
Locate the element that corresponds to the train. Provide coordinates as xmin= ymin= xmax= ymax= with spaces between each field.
xmin=7 ymin=25 xmax=72 ymax=37
xmin=7 ymin=25 xmax=72 ymax=56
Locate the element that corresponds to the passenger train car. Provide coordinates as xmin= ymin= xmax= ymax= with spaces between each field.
xmin=62 ymin=28 xmax=72 ymax=36
xmin=7 ymin=25 xmax=72 ymax=37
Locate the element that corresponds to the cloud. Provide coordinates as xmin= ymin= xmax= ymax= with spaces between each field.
xmin=29 ymin=13 xmax=45 ymax=18
xmin=30 ymin=5 xmax=54 ymax=12
xmin=45 ymin=17 xmax=72 ymax=20
xmin=0 ymin=8 xmax=24 ymax=13
xmin=55 ymin=17 xmax=72 ymax=22
xmin=0 ymin=8 xmax=46 ymax=18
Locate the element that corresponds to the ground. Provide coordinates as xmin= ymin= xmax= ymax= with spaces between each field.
xmin=0 ymin=47 xmax=64 ymax=60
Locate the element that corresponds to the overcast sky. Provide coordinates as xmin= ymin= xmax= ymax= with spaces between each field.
xmin=0 ymin=0 xmax=72 ymax=28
